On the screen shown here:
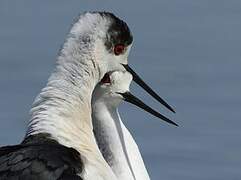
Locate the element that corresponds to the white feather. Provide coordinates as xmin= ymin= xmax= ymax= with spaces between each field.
xmin=92 ymin=71 xmax=150 ymax=180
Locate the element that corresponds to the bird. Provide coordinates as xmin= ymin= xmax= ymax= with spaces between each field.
xmin=0 ymin=11 xmax=176 ymax=180
xmin=92 ymin=71 xmax=177 ymax=180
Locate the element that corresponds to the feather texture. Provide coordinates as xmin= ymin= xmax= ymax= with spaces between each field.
xmin=0 ymin=134 xmax=83 ymax=180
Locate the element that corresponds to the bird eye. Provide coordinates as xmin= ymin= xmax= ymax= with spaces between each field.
xmin=114 ymin=44 xmax=125 ymax=55
xmin=101 ymin=73 xmax=111 ymax=84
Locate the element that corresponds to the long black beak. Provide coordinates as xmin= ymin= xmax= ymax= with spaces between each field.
xmin=122 ymin=64 xmax=175 ymax=113
xmin=118 ymin=92 xmax=178 ymax=126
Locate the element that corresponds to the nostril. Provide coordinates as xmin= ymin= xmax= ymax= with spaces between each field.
xmin=101 ymin=73 xmax=111 ymax=84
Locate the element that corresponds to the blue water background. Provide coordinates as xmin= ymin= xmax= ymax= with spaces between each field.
xmin=0 ymin=1 xmax=241 ymax=179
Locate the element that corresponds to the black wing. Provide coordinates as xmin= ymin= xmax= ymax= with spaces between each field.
xmin=0 ymin=135 xmax=83 ymax=180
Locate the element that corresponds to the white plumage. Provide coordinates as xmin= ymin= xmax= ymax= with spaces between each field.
xmin=92 ymin=71 xmax=150 ymax=180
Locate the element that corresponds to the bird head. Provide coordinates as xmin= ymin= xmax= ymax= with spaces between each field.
xmin=60 ymin=12 xmax=132 ymax=78
xmin=93 ymin=71 xmax=178 ymax=126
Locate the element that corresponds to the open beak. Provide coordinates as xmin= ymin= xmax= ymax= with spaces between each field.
xmin=118 ymin=92 xmax=178 ymax=126
xmin=122 ymin=64 xmax=175 ymax=113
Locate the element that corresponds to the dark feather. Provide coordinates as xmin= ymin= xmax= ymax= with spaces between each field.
xmin=0 ymin=133 xmax=83 ymax=180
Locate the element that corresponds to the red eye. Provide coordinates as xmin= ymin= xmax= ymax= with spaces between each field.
xmin=114 ymin=44 xmax=125 ymax=55
xmin=101 ymin=73 xmax=111 ymax=84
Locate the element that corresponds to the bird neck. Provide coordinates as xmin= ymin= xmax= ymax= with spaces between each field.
xmin=26 ymin=60 xmax=117 ymax=179
xmin=25 ymin=31 xmax=105 ymax=154
xmin=92 ymin=101 xmax=150 ymax=180
xmin=27 ymin=62 xmax=96 ymax=150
